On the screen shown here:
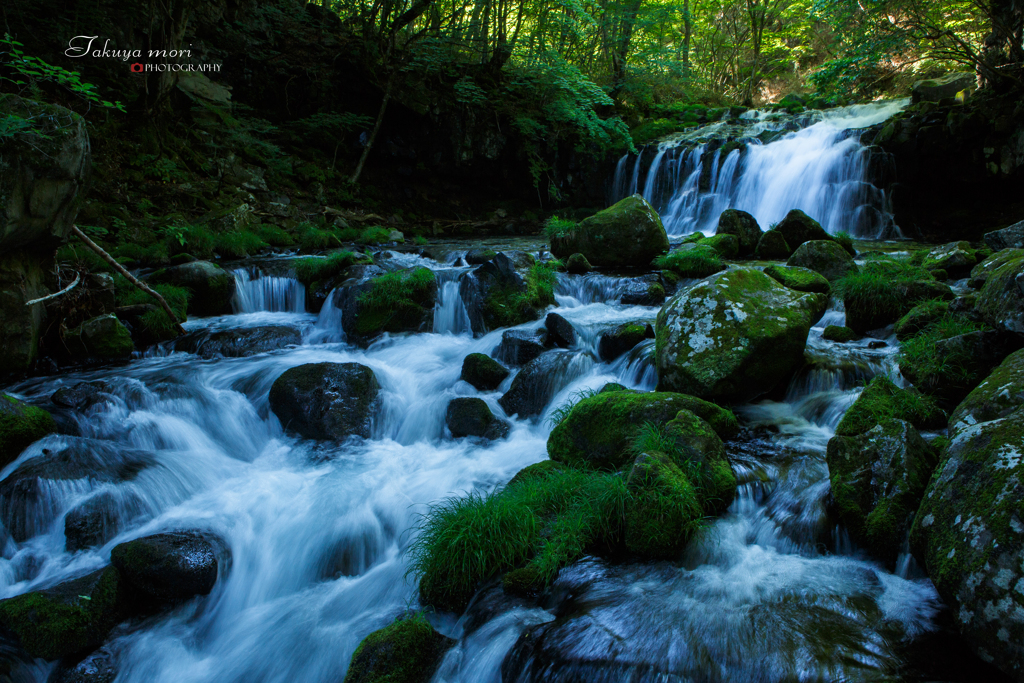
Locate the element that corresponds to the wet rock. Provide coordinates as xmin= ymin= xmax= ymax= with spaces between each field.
xmin=911 ymin=72 xmax=974 ymax=104
xmin=701 ymin=233 xmax=740 ymax=259
xmin=948 ymin=348 xmax=1024 ymax=437
xmin=333 ymin=268 xmax=437 ymax=345
xmin=763 ymin=264 xmax=831 ymax=294
xmin=837 ymin=377 xmax=946 ymax=438
xmin=48 ymin=646 xmax=118 ymax=683
xmin=63 ymin=314 xmax=134 ymax=360
xmin=545 ymin=313 xmax=576 ymax=348
xmin=549 ymin=195 xmax=669 ymax=268
xmin=498 ymin=351 xmax=580 ymax=418
xmin=445 ymin=398 xmax=509 ymax=440
xmin=894 ymin=299 xmax=951 ymax=341
xmin=0 ymin=393 xmax=56 ymax=468
xmin=754 ymin=229 xmax=791 ymax=260
xmin=51 ymin=382 xmax=111 ymax=411
xmin=505 ymin=251 xmax=537 ymax=269
xmin=459 ymin=253 xmax=536 ymax=334
xmin=923 ymin=241 xmax=977 ymax=279
xmin=343 ymin=614 xmax=453 ymax=683
xmin=716 ymin=209 xmax=762 ymax=256
xmin=149 ymin=261 xmax=236 ymax=317
xmin=655 ymin=267 xmax=827 ymax=403
xmin=0 ymin=566 xmax=124 ymax=660
xmin=975 ymin=250 xmax=1024 ymax=337
xmin=111 ymin=530 xmax=222 ymax=606
xmin=827 ymin=419 xmax=935 ymax=562
xmin=619 ymin=275 xmax=666 ymax=306
xmin=787 ymin=240 xmax=857 ymax=282
xmin=948 ymin=293 xmax=979 ymax=316
xmin=464 ymin=248 xmax=497 ymax=265
xmin=910 ymin=408 xmax=1024 ymax=680
xmin=774 ymin=210 xmax=831 ymax=250
xmin=598 ymin=321 xmax=654 ymax=361
xmin=565 ymin=253 xmax=592 ymax=274
xmin=459 ymin=353 xmax=509 ymax=391
xmin=844 ymin=266 xmax=953 ymax=333
xmin=984 ymin=220 xmax=1024 ymax=251
xmin=547 ymin=390 xmax=738 ymax=470
xmin=823 ymin=325 xmax=857 ymax=342
xmin=901 ymin=330 xmax=1019 ymax=408
xmin=268 ymin=362 xmax=381 ymax=441
xmin=65 ymin=490 xmax=141 ymax=553
xmin=969 ymin=249 xmax=1024 ymax=289
xmin=174 ymin=325 xmax=301 ymax=358
xmin=494 ymin=329 xmax=546 ymax=366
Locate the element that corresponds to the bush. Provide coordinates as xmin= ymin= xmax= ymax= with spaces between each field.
xmin=253 ymin=224 xmax=295 ymax=248
xmin=113 ymin=275 xmax=188 ymax=339
xmin=214 ymin=231 xmax=269 ymax=259
xmin=544 ymin=217 xmax=577 ymax=241
xmin=293 ymin=251 xmax=367 ymax=285
xmin=654 ymin=247 xmax=725 ymax=278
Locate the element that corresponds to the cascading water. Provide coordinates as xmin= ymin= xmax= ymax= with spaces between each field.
xmin=611 ymin=100 xmax=908 ymax=238
xmin=0 ymin=243 xmax=975 ymax=682
xmin=232 ymin=268 xmax=306 ymax=313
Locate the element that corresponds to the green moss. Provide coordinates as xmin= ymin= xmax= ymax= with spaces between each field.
xmin=214 ymin=230 xmax=269 ymax=259
xmin=293 ymin=251 xmax=369 ymax=285
xmin=700 ymin=234 xmax=739 ymax=259
xmin=823 ymin=325 xmax=857 ymax=342
xmin=0 ymin=394 xmax=56 ymax=467
xmin=834 ymin=231 xmax=856 ymax=256
xmin=653 ymin=246 xmax=725 ymax=278
xmin=836 ymin=260 xmax=950 ymax=332
xmin=897 ymin=313 xmax=989 ymax=399
xmin=344 ymin=614 xmax=452 ymax=683
xmin=358 ymin=226 xmax=395 ymax=245
xmin=624 ymin=450 xmax=702 ymax=557
xmin=763 ymin=264 xmax=831 ymax=294
xmin=114 ymin=275 xmax=189 ymax=341
xmin=836 ymin=376 xmax=945 ymax=437
xmin=481 ymin=262 xmax=558 ymax=329
xmin=355 ymin=268 xmax=436 ymax=337
xmin=253 ymin=223 xmax=295 ymax=247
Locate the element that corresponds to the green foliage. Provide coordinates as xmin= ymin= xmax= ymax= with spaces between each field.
xmin=482 ymin=262 xmax=559 ymax=329
xmin=544 ymin=217 xmax=577 ymax=241
xmin=355 ymin=268 xmax=436 ymax=336
xmin=835 ymin=260 xmax=934 ymax=324
xmin=654 ymin=247 xmax=725 ymax=278
xmin=113 ymin=275 xmax=189 ymax=339
xmin=293 ymin=251 xmax=367 ymax=285
xmin=898 ymin=313 xmax=989 ymax=388
xmin=253 ymin=224 xmax=295 ymax=248
xmin=358 ymin=226 xmax=395 ymax=245
xmin=214 ymin=231 xmax=269 ymax=259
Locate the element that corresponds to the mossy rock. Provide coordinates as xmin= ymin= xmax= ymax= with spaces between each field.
xmin=827 ymin=419 xmax=935 ymax=562
xmin=547 ymin=391 xmax=737 ymax=470
xmin=465 ymin=248 xmax=497 ymax=265
xmin=968 ymin=248 xmax=1024 ymax=289
xmin=835 ymin=376 xmax=945 ymax=437
xmin=763 ymin=264 xmax=831 ymax=294
xmin=900 ymin=329 xmax=1018 ymax=409
xmin=507 ymin=459 xmax=565 ymax=487
xmin=352 ymin=268 xmax=438 ymax=339
xmin=894 ymin=299 xmax=950 ymax=341
xmin=975 ymin=250 xmax=1024 ymax=336
xmin=549 ymin=195 xmax=669 ymax=268
xmin=923 ymin=241 xmax=976 ymax=279
xmin=565 ymin=253 xmax=593 ymax=274
xmin=445 ymin=398 xmax=509 ymax=440
xmin=786 ymin=240 xmax=857 ymax=282
xmin=774 ymin=210 xmax=831 ymax=250
xmin=63 ymin=314 xmax=134 ymax=360
xmin=0 ymin=566 xmax=125 ymax=660
xmin=948 ymin=348 xmax=1024 ymax=437
xmin=0 ymin=393 xmax=55 ymax=468
xmin=701 ymin=234 xmax=739 ymax=259
xmin=149 ymin=261 xmax=235 ymax=317
xmin=754 ymin=229 xmax=791 ymax=260
xmin=460 ymin=353 xmax=509 ymax=391
xmin=268 ymin=362 xmax=381 ymax=440
xmin=597 ymin=321 xmax=654 ymax=361
xmin=822 ymin=325 xmax=857 ymax=343
xmin=344 ymin=614 xmax=454 ymax=683
xmin=110 ymin=530 xmax=221 ymax=605
xmin=655 ymin=267 xmax=826 ymax=403
xmin=716 ymin=209 xmax=761 ymax=256
xmin=910 ymin=408 xmax=1024 ymax=679
xmin=624 ymin=450 xmax=702 ymax=558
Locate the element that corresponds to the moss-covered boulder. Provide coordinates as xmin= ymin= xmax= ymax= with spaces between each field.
xmin=464 ymin=248 xmax=497 ymax=265
xmin=754 ymin=229 xmax=791 ymax=260
xmin=0 ymin=393 xmax=55 ymax=468
xmin=547 ymin=391 xmax=737 ymax=469
xmin=445 ymin=398 xmax=509 ymax=440
xmin=460 ymin=353 xmax=509 ymax=391
xmin=63 ymin=314 xmax=134 ymax=360
xmin=655 ymin=244 xmax=725 ymax=278
xmin=975 ymin=250 xmax=1024 ymax=337
xmin=894 ymin=299 xmax=949 ymax=341
xmin=786 ymin=240 xmax=857 ymax=282
xmin=900 ymin=329 xmax=1018 ymax=408
xmin=0 ymin=566 xmax=125 ymax=660
xmin=835 ymin=376 xmax=946 ymax=437
xmin=344 ymin=614 xmax=453 ymax=683
xmin=923 ymin=241 xmax=976 ymax=279
xmin=823 ymin=325 xmax=857 ymax=342
xmin=458 ymin=255 xmax=550 ymax=334
xmin=701 ymin=233 xmax=740 ymax=259
xmin=969 ymin=248 xmax=1024 ymax=290
xmin=110 ymin=530 xmax=222 ymax=606
xmin=774 ymin=210 xmax=831 ymax=250
xmin=623 ymin=450 xmax=702 ymax=557
xmin=910 ymin=408 xmax=1024 ymax=680
xmin=840 ymin=261 xmax=953 ymax=333
xmin=763 ymin=264 xmax=831 ymax=294
xmin=333 ymin=268 xmax=437 ymax=345
xmin=984 ymin=221 xmax=1024 ymax=252
xmin=549 ymin=195 xmax=669 ymax=268
xmin=655 ymin=267 xmax=827 ymax=403
xmin=269 ymin=362 xmax=381 ymax=440
xmin=565 ymin=253 xmax=593 ymax=274
xmin=149 ymin=261 xmax=235 ymax=317
xmin=620 ymin=275 xmax=667 ymax=306
xmin=716 ymin=209 xmax=761 ymax=257
xmin=827 ymin=419 xmax=935 ymax=562
xmin=597 ymin=321 xmax=654 ymax=361
xmin=948 ymin=348 xmax=1024 ymax=437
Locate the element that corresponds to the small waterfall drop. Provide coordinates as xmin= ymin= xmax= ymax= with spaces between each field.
xmin=433 ymin=270 xmax=472 ymax=335
xmin=232 ymin=268 xmax=306 ymax=313
xmin=611 ymin=100 xmax=907 ymax=238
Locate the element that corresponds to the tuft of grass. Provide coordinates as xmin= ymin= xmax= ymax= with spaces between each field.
xmin=549 ymin=388 xmax=601 ymax=427
xmin=253 ymin=223 xmax=295 ymax=248
xmin=113 ymin=275 xmax=189 ymax=339
xmin=654 ymin=247 xmax=725 ymax=278
xmin=293 ymin=251 xmax=367 ymax=285
xmin=358 ymin=225 xmax=395 ymax=245
xmin=355 ymin=267 xmax=436 ymax=336
xmin=214 ymin=231 xmax=269 ymax=259
xmin=898 ymin=313 xmax=988 ymax=389
xmin=296 ymin=223 xmax=342 ymax=252
xmin=834 ymin=231 xmax=856 ymax=256
xmin=835 ymin=260 xmax=936 ymax=325
xmin=544 ymin=217 xmax=577 ymax=241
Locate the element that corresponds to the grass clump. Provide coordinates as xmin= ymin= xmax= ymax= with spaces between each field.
xmin=544 ymin=216 xmax=577 ymax=241
xmin=834 ymin=231 xmax=856 ymax=256
xmin=654 ymin=247 xmax=725 ymax=278
xmin=358 ymin=225 xmax=395 ymax=245
xmin=481 ymin=262 xmax=559 ymax=329
xmin=293 ymin=251 xmax=367 ymax=285
xmin=355 ymin=268 xmax=436 ymax=336
xmin=163 ymin=224 xmax=215 ymax=259
xmin=835 ymin=260 xmax=948 ymax=332
xmin=253 ymin=223 xmax=295 ymax=248
xmin=836 ymin=376 xmax=946 ymax=437
xmin=214 ymin=231 xmax=269 ymax=259
xmin=898 ymin=313 xmax=989 ymax=399
xmin=113 ymin=275 xmax=189 ymax=340
xmin=296 ymin=223 xmax=343 ymax=252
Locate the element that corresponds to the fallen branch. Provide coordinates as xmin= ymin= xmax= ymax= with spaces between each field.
xmin=70 ymin=225 xmax=186 ymax=336
xmin=24 ymin=272 xmax=81 ymax=306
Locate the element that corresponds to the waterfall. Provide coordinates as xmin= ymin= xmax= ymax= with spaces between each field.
xmin=611 ymin=100 xmax=908 ymax=238
xmin=232 ymin=268 xmax=306 ymax=313
xmin=433 ymin=270 xmax=472 ymax=335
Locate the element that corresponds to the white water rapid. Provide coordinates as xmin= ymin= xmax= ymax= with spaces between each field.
xmin=611 ymin=100 xmax=909 ymax=238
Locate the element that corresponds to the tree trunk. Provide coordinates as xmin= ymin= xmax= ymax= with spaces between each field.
xmin=350 ymin=74 xmax=395 ymax=185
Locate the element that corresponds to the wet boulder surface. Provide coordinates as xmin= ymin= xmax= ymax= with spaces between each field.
xmin=110 ymin=530 xmax=224 ymax=607
xmin=550 ymin=195 xmax=670 ymax=268
xmin=460 ymin=353 xmax=509 ymax=391
xmin=174 ymin=325 xmax=302 ymax=358
xmin=269 ymin=362 xmax=381 ymax=440
xmin=445 ymin=398 xmax=509 ymax=440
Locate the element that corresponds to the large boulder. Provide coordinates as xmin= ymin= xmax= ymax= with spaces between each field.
xmin=343 ymin=615 xmax=453 ymax=683
xmin=786 ymin=240 xmax=857 ymax=282
xmin=269 ymin=362 xmax=381 ymax=440
xmin=544 ymin=313 xmax=576 ymax=348
xmin=149 ymin=261 xmax=235 ymax=317
xmin=763 ymin=264 xmax=831 ymax=294
xmin=754 ymin=229 xmax=791 ymax=260
xmin=0 ymin=566 xmax=124 ymax=660
xmin=970 ymin=249 xmax=1024 ymax=290
xmin=494 ymin=329 xmax=546 ymax=366
xmin=774 ymin=210 xmax=831 ymax=250
xmin=827 ymin=419 xmax=935 ymax=562
xmin=836 ymin=376 xmax=945 ymax=437
xmin=0 ymin=393 xmax=56 ymax=468
xmin=565 ymin=253 xmax=592 ymax=274
xmin=923 ymin=241 xmax=977 ymax=279
xmin=497 ymin=351 xmax=580 ymax=418
xmin=911 ymin=72 xmax=975 ymax=104
xmin=330 ymin=268 xmax=437 ymax=346
xmin=985 ymin=220 xmax=1024 ymax=251
xmin=598 ymin=321 xmax=654 ymax=361
xmin=549 ymin=195 xmax=669 ymax=268
xmin=547 ymin=391 xmax=738 ymax=470
xmin=63 ymin=314 xmax=134 ymax=360
xmin=458 ymin=253 xmax=536 ymax=334
xmin=110 ymin=530 xmax=223 ymax=606
xmin=716 ymin=209 xmax=762 ymax=256
xmin=948 ymin=348 xmax=1024 ymax=437
xmin=459 ymin=353 xmax=509 ymax=391
xmin=975 ymin=250 xmax=1024 ymax=336
xmin=910 ymin=408 xmax=1024 ymax=679
xmin=174 ymin=325 xmax=301 ymax=358
xmin=655 ymin=267 xmax=827 ymax=403
xmin=445 ymin=398 xmax=509 ymax=440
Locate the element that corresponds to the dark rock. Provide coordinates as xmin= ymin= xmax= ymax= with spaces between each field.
xmin=174 ymin=325 xmax=301 ymax=358
xmin=786 ymin=240 xmax=857 ymax=282
xmin=545 ymin=313 xmax=576 ymax=348
xmin=268 ymin=362 xmax=381 ymax=440
xmin=149 ymin=261 xmax=236 ymax=317
xmin=619 ymin=275 xmax=666 ymax=306
xmin=0 ymin=393 xmax=56 ymax=468
xmin=984 ymin=220 xmax=1024 ymax=251
xmin=774 ymin=210 xmax=831 ymax=250
xmin=51 ymin=382 xmax=111 ymax=411
xmin=911 ymin=72 xmax=974 ymax=104
xmin=464 ymin=248 xmax=497 ymax=265
xmin=754 ymin=229 xmax=791 ymax=260
xmin=716 ymin=209 xmax=762 ymax=256
xmin=343 ymin=615 xmax=453 ymax=683
xmin=63 ymin=314 xmax=134 ymax=360
xmin=459 ymin=254 xmax=535 ymax=335
xmin=445 ymin=398 xmax=510 ymax=440
xmin=48 ymin=646 xmax=117 ymax=683
xmin=549 ymin=195 xmax=669 ymax=268
xmin=505 ymin=251 xmax=537 ymax=269
xmin=65 ymin=490 xmax=142 ymax=553
xmin=598 ymin=321 xmax=654 ymax=361
xmin=111 ymin=530 xmax=223 ymax=606
xmin=901 ymin=330 xmax=1020 ymax=407
xmin=331 ymin=268 xmax=437 ymax=346
xmin=494 ymin=329 xmax=546 ymax=366
xmin=969 ymin=249 xmax=1024 ymax=289
xmin=565 ymin=253 xmax=592 ymax=274
xmin=948 ymin=293 xmax=979 ymax=316
xmin=460 ymin=353 xmax=509 ymax=391
xmin=498 ymin=351 xmax=579 ymax=418
xmin=867 ymin=340 xmax=887 ymax=349
xmin=976 ymin=251 xmax=1024 ymax=337
xmin=823 ymin=325 xmax=857 ymax=342
xmin=923 ymin=241 xmax=977 ymax=279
